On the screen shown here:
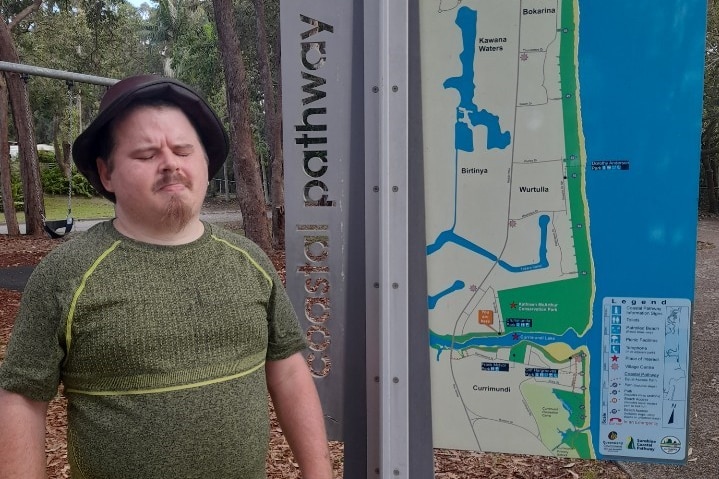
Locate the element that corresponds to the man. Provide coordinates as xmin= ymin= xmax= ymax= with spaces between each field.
xmin=0 ymin=75 xmax=333 ymax=479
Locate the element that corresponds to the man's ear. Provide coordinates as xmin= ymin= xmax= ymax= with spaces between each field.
xmin=96 ymin=158 xmax=114 ymax=193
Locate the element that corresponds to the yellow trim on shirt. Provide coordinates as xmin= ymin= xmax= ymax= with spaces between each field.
xmin=210 ymin=235 xmax=273 ymax=285
xmin=64 ymin=240 xmax=122 ymax=364
xmin=65 ymin=361 xmax=265 ymax=396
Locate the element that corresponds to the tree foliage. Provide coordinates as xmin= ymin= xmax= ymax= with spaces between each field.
xmin=152 ymin=1 xmax=226 ymax=116
xmin=17 ymin=0 xmax=164 ymax=134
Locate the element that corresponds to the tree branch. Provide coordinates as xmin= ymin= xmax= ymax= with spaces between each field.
xmin=8 ymin=0 xmax=42 ymax=31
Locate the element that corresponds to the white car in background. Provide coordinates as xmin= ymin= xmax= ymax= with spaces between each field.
xmin=8 ymin=143 xmax=53 ymax=159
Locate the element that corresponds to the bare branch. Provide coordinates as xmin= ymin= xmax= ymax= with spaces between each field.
xmin=8 ymin=0 xmax=43 ymax=31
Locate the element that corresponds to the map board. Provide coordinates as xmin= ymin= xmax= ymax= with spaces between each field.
xmin=421 ymin=0 xmax=706 ymax=463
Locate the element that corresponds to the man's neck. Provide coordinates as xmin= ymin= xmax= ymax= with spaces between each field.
xmin=112 ymin=216 xmax=206 ymax=245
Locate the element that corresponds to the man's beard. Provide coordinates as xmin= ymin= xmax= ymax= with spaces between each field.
xmin=155 ymin=172 xmax=195 ymax=232
xmin=160 ymin=195 xmax=194 ymax=232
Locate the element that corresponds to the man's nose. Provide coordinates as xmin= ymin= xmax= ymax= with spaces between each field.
xmin=159 ymin=149 xmax=180 ymax=171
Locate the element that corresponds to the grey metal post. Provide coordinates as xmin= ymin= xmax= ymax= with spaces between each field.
xmin=378 ymin=0 xmax=410 ymax=476
xmin=407 ymin=0 xmax=435 ymax=476
xmin=279 ymin=2 xmax=362 ymax=473
xmin=0 ymin=61 xmax=117 ymax=86
xmin=364 ymin=0 xmax=382 ymax=474
xmin=282 ymin=1 xmax=432 ymax=477
xmin=366 ymin=1 xmax=426 ymax=478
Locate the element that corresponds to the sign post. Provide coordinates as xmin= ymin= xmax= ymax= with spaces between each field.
xmin=364 ymin=2 xmax=435 ymax=477
xmin=367 ymin=0 xmax=411 ymax=477
xmin=283 ymin=1 xmax=434 ymax=477
xmin=280 ymin=0 xmax=356 ymax=441
xmin=282 ymin=0 xmax=705 ymax=473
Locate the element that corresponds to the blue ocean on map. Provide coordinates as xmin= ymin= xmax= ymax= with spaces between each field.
xmin=579 ymin=0 xmax=704 ymax=299
xmin=578 ymin=0 xmax=705 ymax=458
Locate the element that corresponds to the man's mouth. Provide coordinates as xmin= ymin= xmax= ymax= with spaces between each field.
xmin=154 ymin=174 xmax=191 ymax=192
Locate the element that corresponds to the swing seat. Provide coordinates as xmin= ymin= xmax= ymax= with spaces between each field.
xmin=44 ymin=217 xmax=74 ymax=239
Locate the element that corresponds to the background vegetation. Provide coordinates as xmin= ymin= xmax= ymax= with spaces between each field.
xmin=1 ymin=0 xmax=281 ymax=246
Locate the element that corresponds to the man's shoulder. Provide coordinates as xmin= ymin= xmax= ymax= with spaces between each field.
xmin=34 ymin=221 xmax=118 ymax=273
xmin=207 ymin=224 xmax=269 ymax=259
xmin=206 ymin=224 xmax=278 ymax=279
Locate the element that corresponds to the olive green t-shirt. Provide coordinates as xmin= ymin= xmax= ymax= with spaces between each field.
xmin=0 ymin=221 xmax=307 ymax=478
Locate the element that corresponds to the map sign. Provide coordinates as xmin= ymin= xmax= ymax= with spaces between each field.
xmin=421 ymin=0 xmax=705 ymax=463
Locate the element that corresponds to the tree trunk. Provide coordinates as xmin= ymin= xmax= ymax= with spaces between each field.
xmin=252 ymin=0 xmax=285 ymax=249
xmin=212 ymin=0 xmax=272 ymax=253
xmin=223 ymin=161 xmax=230 ymax=201
xmin=273 ymin=14 xmax=286 ymax=250
xmin=0 ymin=76 xmax=20 ymax=236
xmin=8 ymin=74 xmax=44 ymax=236
xmin=0 ymin=6 xmax=45 ymax=236
xmin=702 ymin=153 xmax=719 ymax=214
xmin=52 ymin=114 xmax=61 ymax=166
xmin=52 ymin=114 xmax=72 ymax=177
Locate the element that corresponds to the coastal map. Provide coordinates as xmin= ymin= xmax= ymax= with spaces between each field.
xmin=421 ymin=0 xmax=702 ymax=463
xmin=422 ymin=0 xmax=594 ymax=458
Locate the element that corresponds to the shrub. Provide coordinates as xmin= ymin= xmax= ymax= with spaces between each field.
xmin=40 ymin=165 xmax=95 ymax=198
xmin=41 ymin=165 xmax=69 ymax=195
xmin=37 ymin=149 xmax=56 ymax=164
xmin=71 ymin=173 xmax=95 ymax=198
xmin=0 ymin=164 xmax=24 ymax=212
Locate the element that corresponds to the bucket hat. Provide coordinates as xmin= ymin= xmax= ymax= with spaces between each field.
xmin=72 ymin=74 xmax=229 ymax=202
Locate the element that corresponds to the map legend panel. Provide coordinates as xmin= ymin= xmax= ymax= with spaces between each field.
xmin=599 ymin=298 xmax=691 ymax=460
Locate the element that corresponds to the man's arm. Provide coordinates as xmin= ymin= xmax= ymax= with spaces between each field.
xmin=0 ymin=388 xmax=48 ymax=479
xmin=266 ymin=352 xmax=333 ymax=479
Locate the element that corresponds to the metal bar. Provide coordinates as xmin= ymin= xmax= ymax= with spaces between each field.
xmin=378 ymin=0 xmax=410 ymax=478
xmin=363 ymin=0 xmax=382 ymax=476
xmin=0 ymin=61 xmax=118 ymax=86
xmin=406 ymin=0 xmax=435 ymax=475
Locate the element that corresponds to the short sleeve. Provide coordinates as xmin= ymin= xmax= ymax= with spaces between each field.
xmin=263 ymin=260 xmax=308 ymax=361
xmin=0 ymin=261 xmax=66 ymax=401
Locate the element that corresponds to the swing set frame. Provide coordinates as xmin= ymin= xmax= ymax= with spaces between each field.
xmin=0 ymin=61 xmax=117 ymax=237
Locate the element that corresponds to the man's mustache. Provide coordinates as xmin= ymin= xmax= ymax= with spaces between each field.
xmin=153 ymin=173 xmax=192 ymax=191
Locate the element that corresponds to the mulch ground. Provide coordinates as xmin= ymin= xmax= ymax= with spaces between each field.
xmin=0 ymin=232 xmax=630 ymax=479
